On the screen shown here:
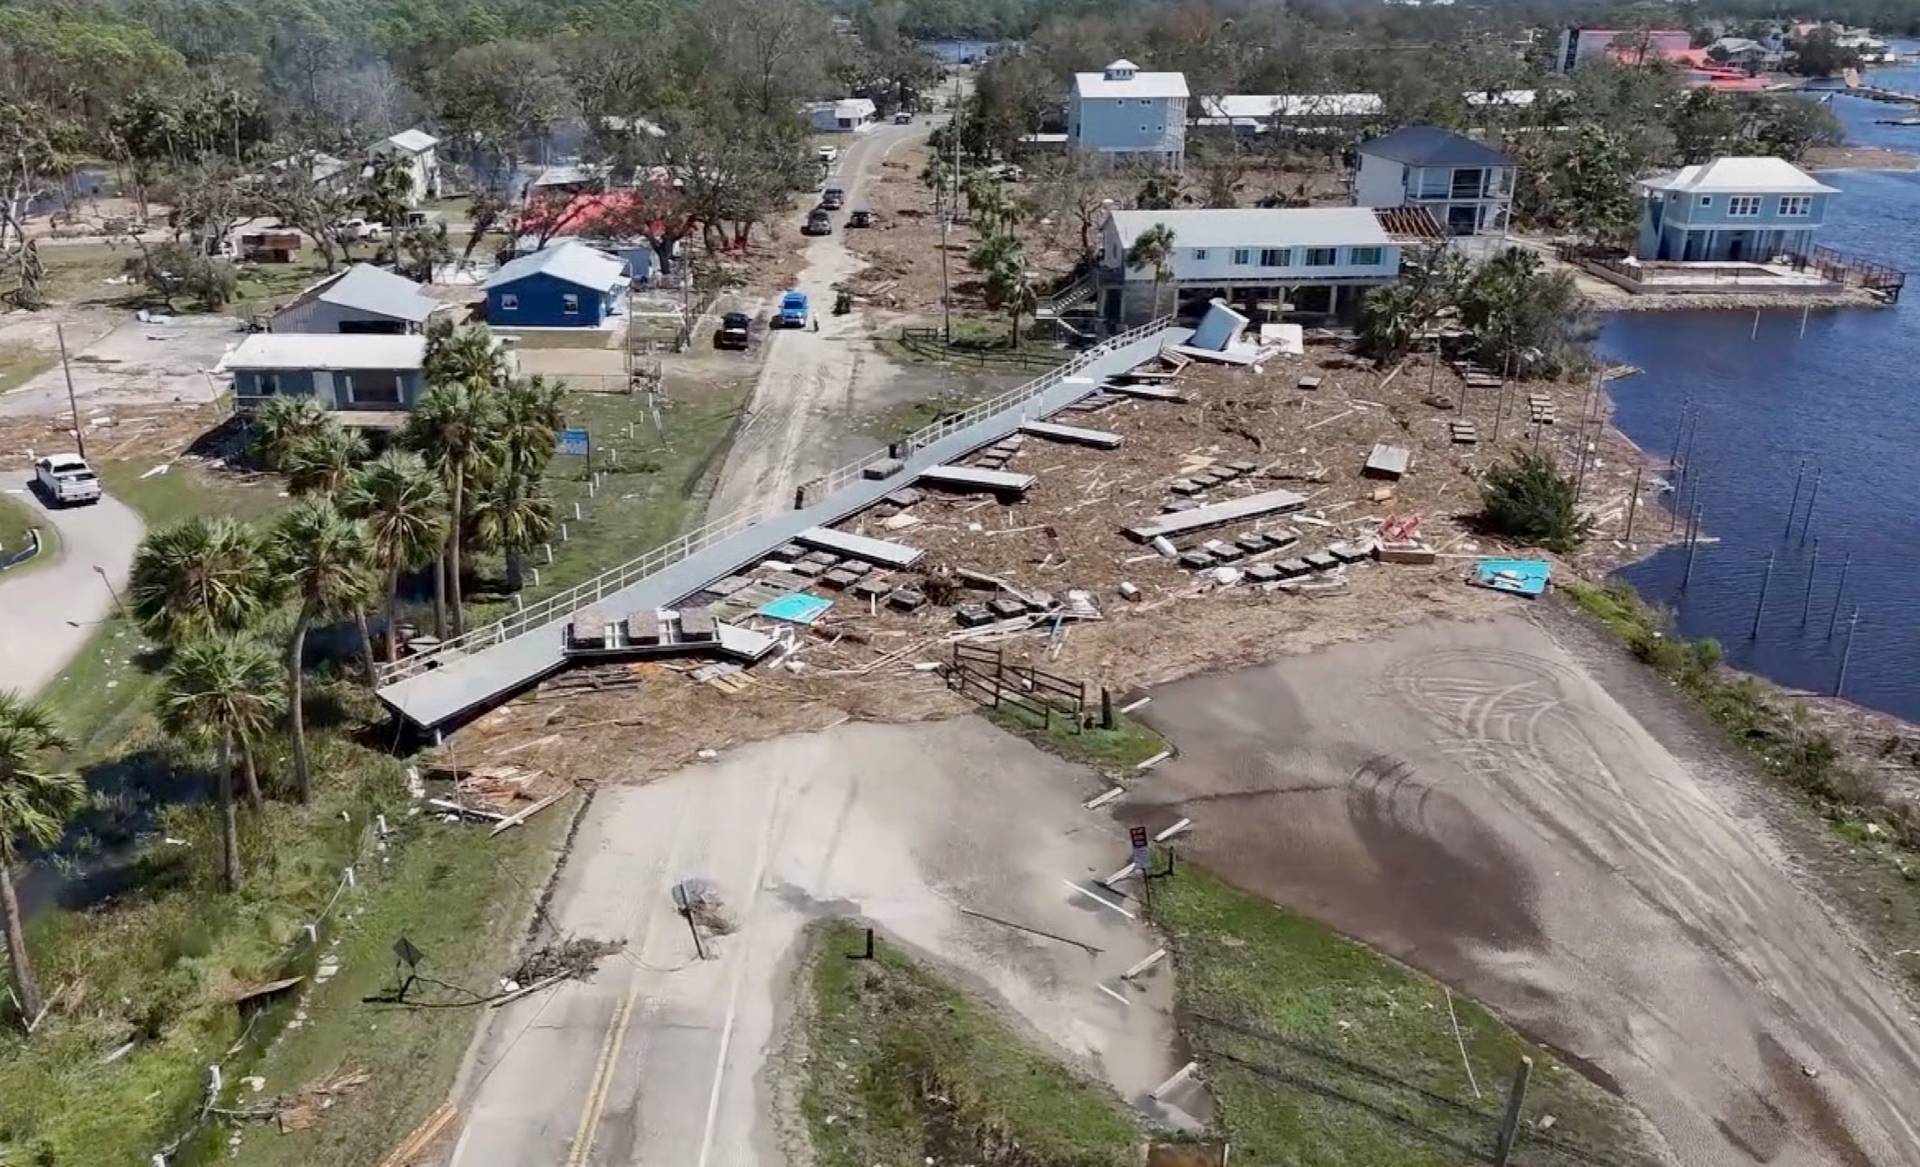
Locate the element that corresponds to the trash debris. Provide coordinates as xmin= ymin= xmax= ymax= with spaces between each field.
xmin=509 ymin=937 xmax=625 ymax=986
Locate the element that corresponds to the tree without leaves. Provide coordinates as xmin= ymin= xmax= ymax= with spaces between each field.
xmin=1031 ymin=150 xmax=1120 ymax=265
xmin=0 ymin=691 xmax=82 ymax=1031
xmin=158 ymin=637 xmax=284 ymax=889
xmin=269 ymin=499 xmax=376 ymax=802
xmin=246 ymin=151 xmax=354 ymax=273
xmin=341 ymin=450 xmax=448 ymax=664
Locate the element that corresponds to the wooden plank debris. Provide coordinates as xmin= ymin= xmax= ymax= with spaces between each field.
xmin=918 ymin=464 xmax=1037 ymax=495
xmin=1364 ymin=444 xmax=1412 ymax=480
xmin=1125 ymin=488 xmax=1308 ymax=543
xmin=1020 ymin=419 xmax=1123 ymax=449
xmin=1104 ymin=382 xmax=1186 ymax=402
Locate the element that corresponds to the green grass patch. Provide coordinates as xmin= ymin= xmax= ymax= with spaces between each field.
xmin=224 ymin=794 xmax=572 ymax=1167
xmin=98 ymin=458 xmax=290 ymax=528
xmin=0 ymin=488 xmax=48 ymax=566
xmin=37 ymin=243 xmax=134 ymax=305
xmin=988 ymin=703 xmax=1168 ymax=769
xmin=461 ymin=383 xmax=749 ymax=624
xmin=799 ymin=920 xmax=1141 ymax=1167
xmin=0 ymin=341 xmax=57 ymax=395
xmin=1152 ymin=866 xmax=1663 ymax=1167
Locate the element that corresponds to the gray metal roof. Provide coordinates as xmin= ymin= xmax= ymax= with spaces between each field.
xmin=485 ymin=242 xmax=628 ymax=292
xmin=1359 ymin=126 xmax=1512 ymax=169
xmin=1107 ymin=207 xmax=1390 ymax=250
xmin=314 ymin=264 xmax=438 ymax=323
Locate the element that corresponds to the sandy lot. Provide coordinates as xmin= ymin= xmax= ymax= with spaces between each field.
xmin=446 ymin=718 xmax=1199 ymax=1167
xmin=0 ymin=308 xmax=241 ymax=418
xmin=1128 ymin=608 xmax=1920 ymax=1167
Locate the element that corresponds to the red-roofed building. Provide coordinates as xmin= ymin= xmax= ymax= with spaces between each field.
xmin=1555 ymin=27 xmax=1693 ymax=72
xmin=506 ymin=186 xmax=690 ymax=283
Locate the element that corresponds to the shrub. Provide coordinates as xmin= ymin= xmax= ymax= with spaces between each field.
xmin=1479 ymin=451 xmax=1593 ymax=553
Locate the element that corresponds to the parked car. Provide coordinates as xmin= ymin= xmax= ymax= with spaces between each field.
xmin=777 ymin=290 xmax=810 ymax=328
xmin=848 ymin=209 xmax=873 ymax=228
xmin=332 ymin=217 xmax=388 ymax=242
xmin=893 ymin=111 xmax=913 ymax=124
xmin=816 ymin=146 xmax=838 ymax=166
xmin=34 ymin=453 xmax=101 ymax=506
xmin=821 ymin=186 xmax=846 ymax=210
xmin=803 ymin=208 xmax=833 ymax=236
xmin=715 ymin=311 xmax=752 ymax=349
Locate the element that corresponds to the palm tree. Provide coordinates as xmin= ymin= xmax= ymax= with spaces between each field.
xmin=498 ymin=376 xmax=566 ymax=483
xmin=1126 ymin=224 xmax=1177 ymax=320
xmin=284 ymin=423 xmax=368 ymax=496
xmin=472 ymin=476 xmax=556 ymax=592
xmin=128 ymin=516 xmax=278 ymax=645
xmin=341 ymin=451 xmax=448 ymax=663
xmin=252 ymin=395 xmax=331 ymax=472
xmin=423 ymin=320 xmax=507 ymax=389
xmin=269 ymin=500 xmax=376 ymax=803
xmin=0 ymin=692 xmax=82 ymax=1031
xmin=159 ymin=638 xmax=283 ymax=889
xmin=405 ymin=382 xmax=502 ymax=639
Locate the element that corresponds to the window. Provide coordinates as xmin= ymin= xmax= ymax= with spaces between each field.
xmin=562 ymin=292 xmax=580 ymax=315
xmin=499 ymin=292 xmax=519 ymax=311
xmin=342 ymin=372 xmax=403 ymax=406
xmin=1232 ymin=248 xmax=1252 ymax=266
xmin=254 ymin=373 xmax=280 ymax=397
xmin=1141 ymin=125 xmax=1149 ymax=133
xmin=1779 ymin=195 xmax=1812 ymax=217
xmin=1697 ymin=196 xmax=1712 ymax=208
xmin=1260 ymin=248 xmax=1290 ymax=267
xmin=1304 ymin=247 xmax=1338 ymax=267
xmin=1192 ymin=248 xmax=1209 ymax=261
xmin=1350 ymin=246 xmax=1383 ymax=266
xmin=1727 ymin=195 xmax=1762 ymax=217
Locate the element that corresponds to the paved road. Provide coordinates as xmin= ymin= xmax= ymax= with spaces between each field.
xmin=1132 ymin=611 xmax=1920 ymax=1167
xmin=706 ymin=120 xmax=930 ymax=519
xmin=447 ymin=719 xmax=1198 ymax=1167
xmin=0 ymin=474 xmax=144 ymax=697
xmin=0 ymin=313 xmax=237 ymax=419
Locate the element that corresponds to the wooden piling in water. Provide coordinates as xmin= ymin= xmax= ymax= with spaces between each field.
xmin=1750 ymin=549 xmax=1775 ymax=639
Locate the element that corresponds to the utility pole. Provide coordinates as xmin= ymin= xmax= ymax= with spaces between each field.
xmin=941 ymin=64 xmax=961 ymax=345
xmin=57 ymin=323 xmax=85 ymax=458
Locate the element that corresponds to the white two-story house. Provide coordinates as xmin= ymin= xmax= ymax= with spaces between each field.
xmin=1353 ymin=126 xmax=1515 ymax=238
xmin=1068 ymin=59 xmax=1188 ymax=169
xmin=1097 ymin=207 xmax=1401 ymax=324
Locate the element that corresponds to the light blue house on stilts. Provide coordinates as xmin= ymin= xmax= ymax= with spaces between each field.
xmin=1634 ymin=156 xmax=1838 ymax=263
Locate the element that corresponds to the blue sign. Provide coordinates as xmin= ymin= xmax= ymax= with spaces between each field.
xmin=556 ymin=428 xmax=590 ymax=457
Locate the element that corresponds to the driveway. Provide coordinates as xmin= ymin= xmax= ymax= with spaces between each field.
xmin=447 ymin=718 xmax=1197 ymax=1167
xmin=705 ymin=121 xmax=929 ymax=519
xmin=1127 ymin=610 xmax=1920 ymax=1167
xmin=0 ymin=312 xmax=240 ymax=419
xmin=0 ymin=473 xmax=144 ymax=697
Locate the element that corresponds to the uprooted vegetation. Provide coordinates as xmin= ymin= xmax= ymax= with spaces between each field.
xmin=794 ymin=921 xmax=1143 ymax=1167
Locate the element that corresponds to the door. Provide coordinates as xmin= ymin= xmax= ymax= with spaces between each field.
xmin=1447 ymin=205 xmax=1478 ymax=236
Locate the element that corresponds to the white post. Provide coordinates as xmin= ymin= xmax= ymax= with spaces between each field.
xmin=573 ymin=501 xmax=583 ymax=520
xmin=544 ymin=542 xmax=554 ymax=564
xmin=342 ymin=866 xmax=356 ymax=889
xmin=560 ymin=522 xmax=569 ymax=542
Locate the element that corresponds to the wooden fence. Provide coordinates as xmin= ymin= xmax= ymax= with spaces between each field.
xmin=947 ymin=643 xmax=1087 ymax=730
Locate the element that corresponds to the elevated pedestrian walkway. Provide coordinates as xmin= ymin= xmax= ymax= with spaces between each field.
xmin=376 ymin=321 xmax=1186 ymax=730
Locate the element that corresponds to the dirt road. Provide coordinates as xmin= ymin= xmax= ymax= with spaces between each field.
xmin=1129 ymin=609 xmax=1920 ymax=1167
xmin=446 ymin=718 xmax=1197 ymax=1167
xmin=0 ymin=473 xmax=144 ymax=696
xmin=705 ymin=122 xmax=931 ymax=520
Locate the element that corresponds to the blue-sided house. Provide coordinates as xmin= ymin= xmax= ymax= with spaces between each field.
xmin=1634 ymin=156 xmax=1838 ymax=263
xmin=221 ymin=334 xmax=428 ymax=423
xmin=485 ymin=241 xmax=630 ymax=328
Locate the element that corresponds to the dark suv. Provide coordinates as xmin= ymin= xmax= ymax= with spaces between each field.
xmin=715 ymin=311 xmax=752 ymax=349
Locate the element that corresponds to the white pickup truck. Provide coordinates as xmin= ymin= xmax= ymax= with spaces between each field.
xmin=34 ymin=453 xmax=102 ymax=506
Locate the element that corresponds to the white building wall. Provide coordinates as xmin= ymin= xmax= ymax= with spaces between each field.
xmin=1101 ymin=221 xmax=1399 ymax=282
xmin=1353 ymin=154 xmax=1409 ymax=208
